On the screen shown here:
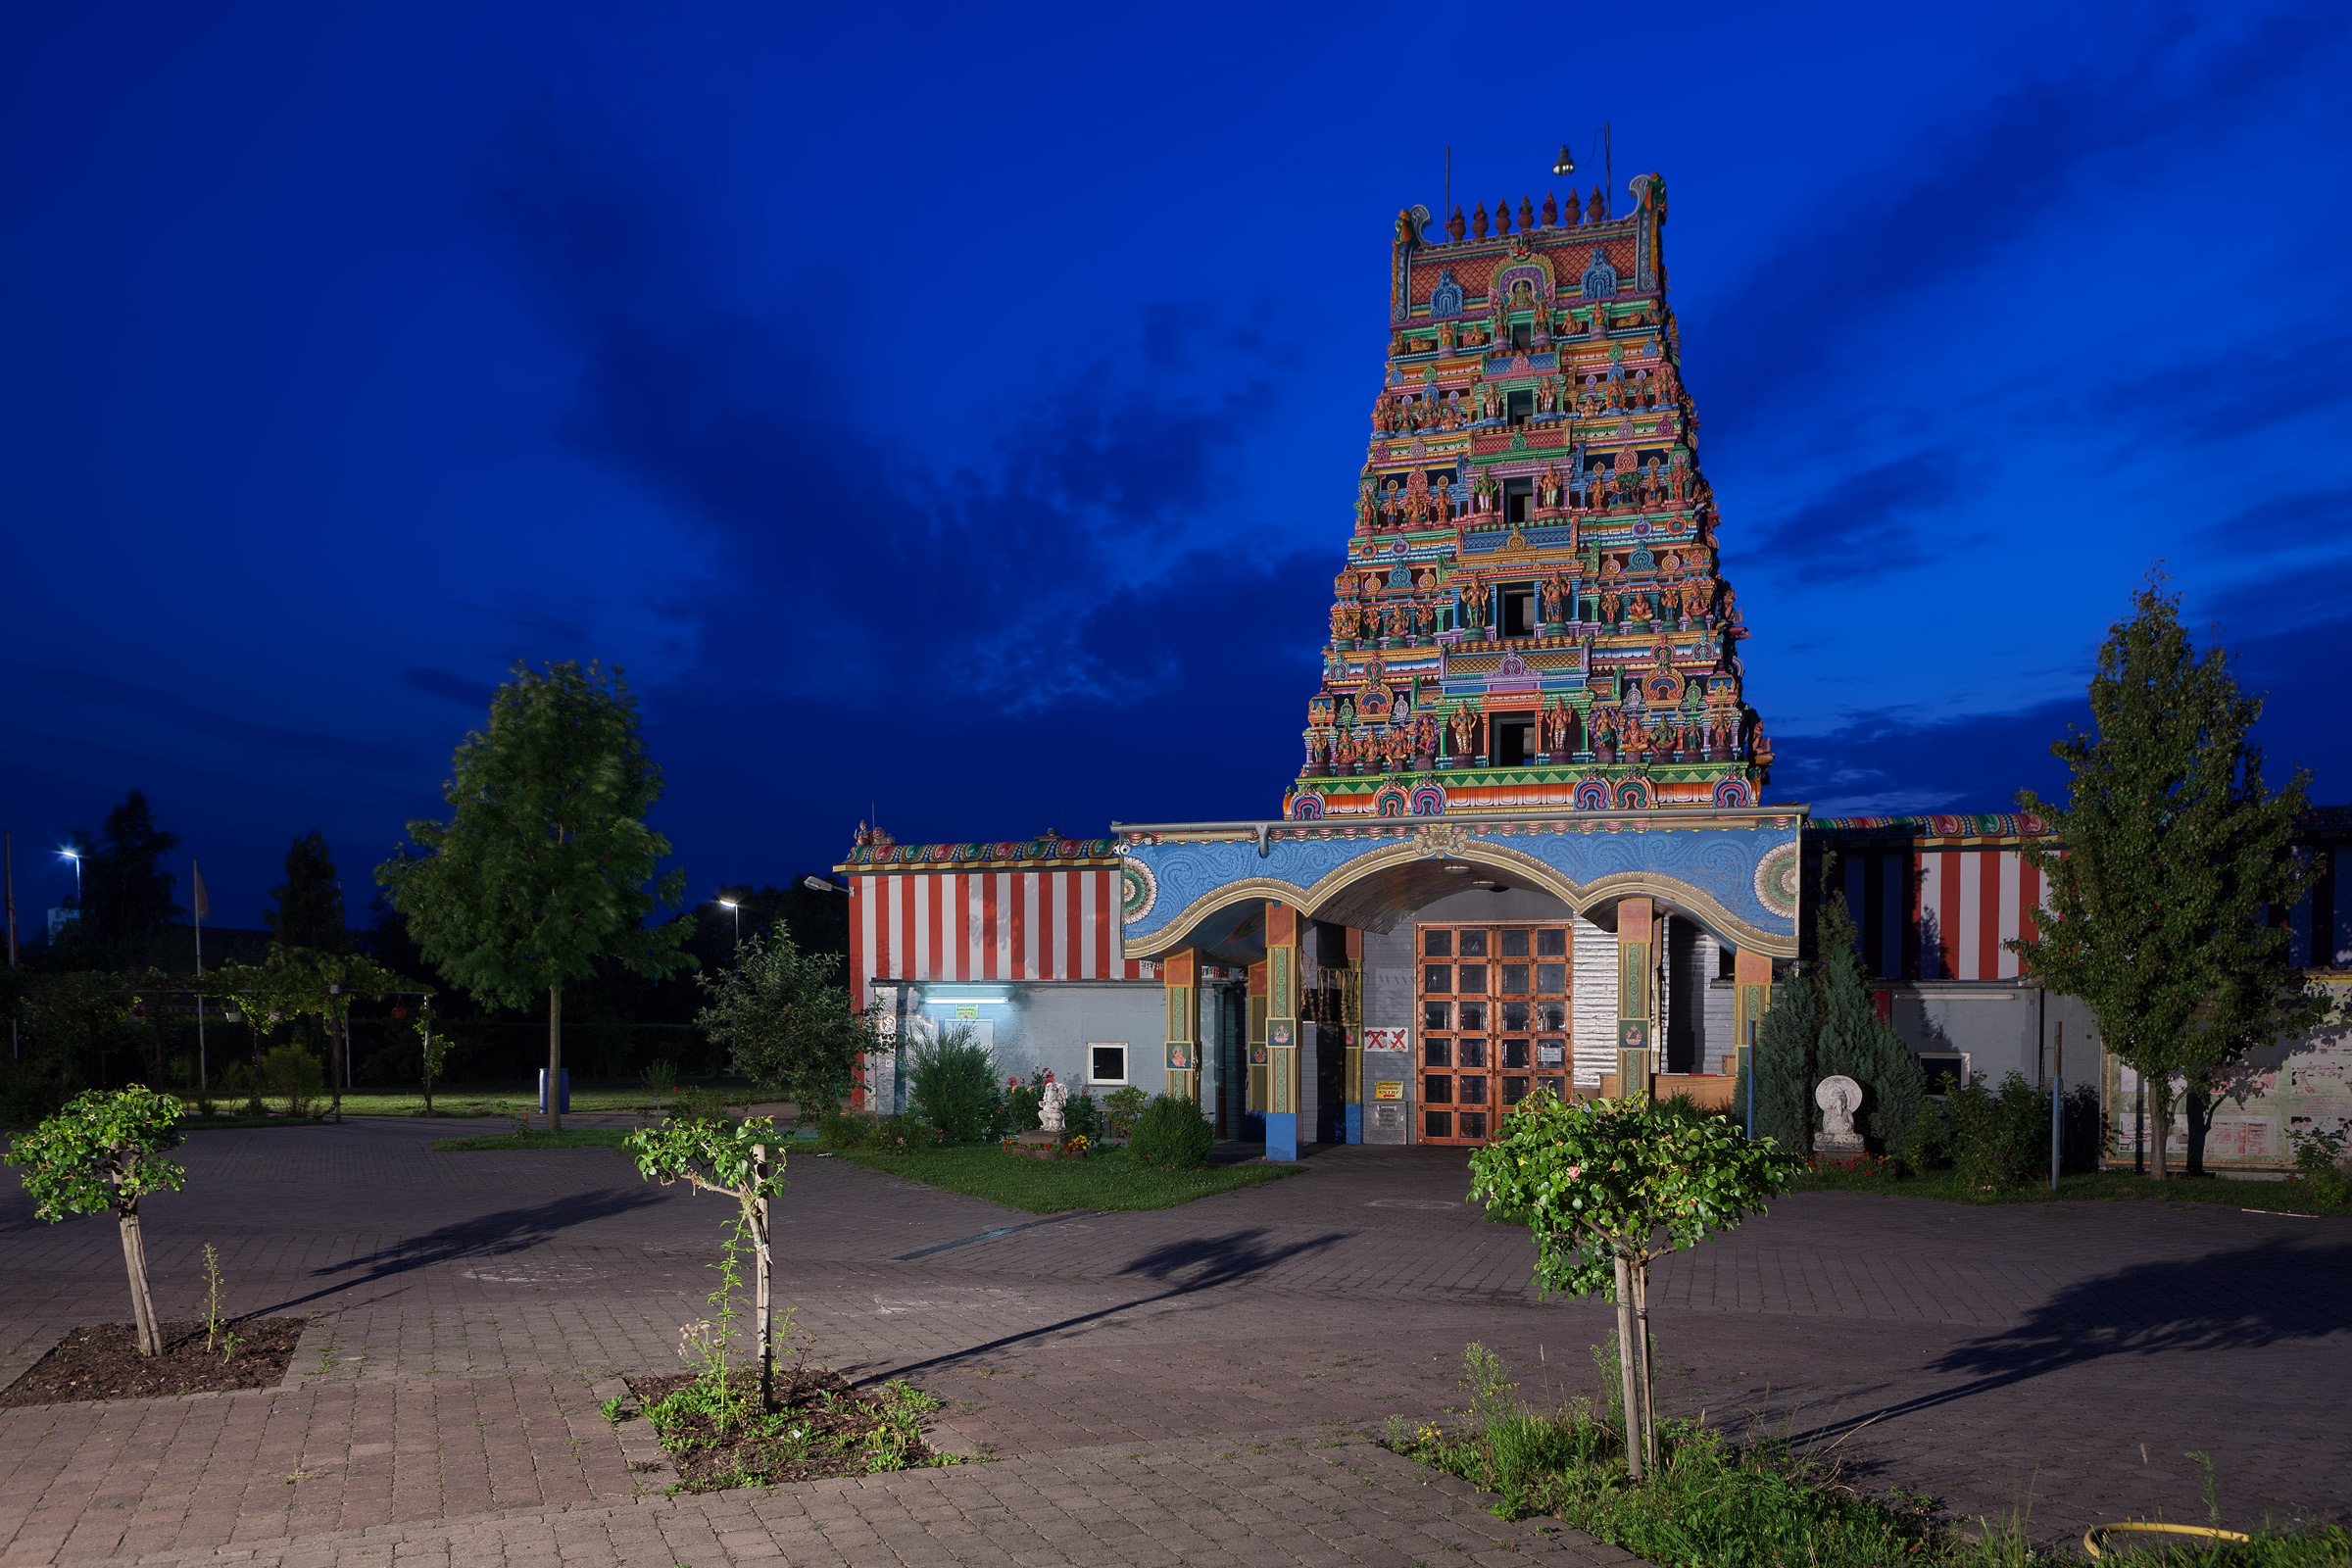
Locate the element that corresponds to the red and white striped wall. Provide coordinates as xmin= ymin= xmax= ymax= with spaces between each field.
xmin=1832 ymin=845 xmax=2045 ymax=981
xmin=845 ymin=866 xmax=1154 ymax=1010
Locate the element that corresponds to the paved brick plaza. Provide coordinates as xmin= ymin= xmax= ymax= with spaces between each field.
xmin=2 ymin=1122 xmax=2347 ymax=1567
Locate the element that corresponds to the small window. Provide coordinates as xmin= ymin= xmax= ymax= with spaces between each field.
xmin=1496 ymin=717 xmax=1537 ymax=765
xmin=1502 ymin=588 xmax=1536 ymax=634
xmin=1502 ymin=1039 xmax=1531 ymax=1069
xmin=1459 ymin=931 xmax=1490 ymax=957
xmin=1537 ymin=928 xmax=1567 ymax=956
xmin=1424 ymin=1108 xmax=1453 ymax=1139
xmin=1424 ymin=964 xmax=1453 ymax=993
xmin=1456 ymin=1038 xmax=1488 ymax=1069
xmin=1424 ymin=929 xmax=1454 ymax=956
xmin=1538 ymin=1002 xmax=1567 ymax=1031
xmin=1459 ymin=1110 xmax=1489 ymax=1139
xmin=1424 ymin=1039 xmax=1452 ymax=1068
xmin=1507 ymin=389 xmax=1534 ymax=426
xmin=1536 ymin=962 xmax=1567 ymax=994
xmin=1499 ymin=963 xmax=1530 ymax=995
xmin=1088 ymin=1044 xmax=1129 ymax=1085
xmin=1423 ymin=1000 xmax=1450 ymax=1032
xmin=1424 ymin=1074 xmax=1454 ymax=1103
xmin=1458 ymin=963 xmax=1488 ymax=994
xmin=1499 ymin=930 xmax=1531 ymax=957
xmin=1501 ymin=1001 xmax=1530 ymax=1031
xmin=1504 ymin=480 xmax=1534 ymax=524
xmin=1458 ymin=1001 xmax=1488 ymax=1032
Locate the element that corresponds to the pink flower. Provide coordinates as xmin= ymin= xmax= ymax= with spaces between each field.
xmin=1566 ymin=1166 xmax=1583 ymax=1179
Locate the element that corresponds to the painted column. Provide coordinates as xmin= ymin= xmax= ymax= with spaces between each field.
xmin=1265 ymin=903 xmax=1302 ymax=1160
xmin=1342 ymin=926 xmax=1364 ymax=1145
xmin=1615 ymin=896 xmax=1654 ymax=1100
xmin=1732 ymin=947 xmax=1773 ymax=1106
xmin=1162 ymin=948 xmax=1199 ymax=1104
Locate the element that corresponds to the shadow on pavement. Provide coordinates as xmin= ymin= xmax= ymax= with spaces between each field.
xmin=874 ymin=1226 xmax=1349 ymax=1383
xmin=247 ymin=1188 xmax=664 ymax=1315
xmin=1786 ymin=1234 xmax=2352 ymax=1446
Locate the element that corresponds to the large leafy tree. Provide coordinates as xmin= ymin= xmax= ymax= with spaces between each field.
xmin=2013 ymin=578 xmax=2318 ymax=1181
xmin=1469 ymin=1094 xmax=1788 ymax=1479
xmin=267 ymin=831 xmax=353 ymax=954
xmin=376 ymin=661 xmax=692 ymax=1130
xmin=6 ymin=1085 xmax=188 ymax=1356
xmin=696 ymin=929 xmax=873 ymax=1116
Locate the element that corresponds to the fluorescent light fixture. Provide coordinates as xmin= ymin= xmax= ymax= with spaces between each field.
xmin=920 ymin=986 xmax=1013 ymax=1005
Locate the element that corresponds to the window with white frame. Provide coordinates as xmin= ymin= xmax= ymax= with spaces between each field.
xmin=1088 ymin=1043 xmax=1129 ymax=1085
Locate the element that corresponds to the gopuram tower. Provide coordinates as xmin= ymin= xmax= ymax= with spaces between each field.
xmin=1283 ymin=174 xmax=1773 ymax=821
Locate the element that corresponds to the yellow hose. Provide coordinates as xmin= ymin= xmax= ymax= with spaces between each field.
xmin=2082 ymin=1522 xmax=2251 ymax=1559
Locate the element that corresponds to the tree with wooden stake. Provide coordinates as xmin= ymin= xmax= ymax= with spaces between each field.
xmin=2011 ymin=576 xmax=2321 ymax=1181
xmin=625 ymin=1115 xmax=791 ymax=1413
xmin=377 ymin=661 xmax=693 ymax=1131
xmin=1468 ymin=1092 xmax=1787 ymax=1479
xmin=6 ymin=1085 xmax=189 ymax=1357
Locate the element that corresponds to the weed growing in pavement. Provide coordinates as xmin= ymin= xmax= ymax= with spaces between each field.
xmin=1387 ymin=1346 xmax=2347 ymax=1568
xmin=600 ymin=1396 xmax=626 ymax=1423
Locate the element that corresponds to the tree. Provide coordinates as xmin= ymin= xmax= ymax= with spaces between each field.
xmin=377 ymin=661 xmax=693 ymax=1131
xmin=64 ymin=792 xmax=182 ymax=964
xmin=1737 ymin=891 xmax=1926 ymax=1161
xmin=268 ymin=831 xmax=353 ymax=954
xmin=624 ymin=1117 xmax=791 ymax=1411
xmin=210 ymin=946 xmax=408 ymax=1117
xmin=1469 ymin=1093 xmax=1788 ymax=1478
xmin=2013 ymin=578 xmax=2317 ymax=1181
xmin=5 ymin=1085 xmax=188 ymax=1356
xmin=696 ymin=929 xmax=873 ymax=1115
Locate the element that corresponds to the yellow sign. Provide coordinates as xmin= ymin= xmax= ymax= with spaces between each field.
xmin=956 ymin=1004 xmax=979 ymax=1020
xmin=1374 ymin=1080 xmax=1404 ymax=1102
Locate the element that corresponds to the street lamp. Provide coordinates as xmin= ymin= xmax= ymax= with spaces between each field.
xmin=716 ymin=897 xmax=740 ymax=949
xmin=57 ymin=847 xmax=81 ymax=904
xmin=801 ymin=876 xmax=844 ymax=894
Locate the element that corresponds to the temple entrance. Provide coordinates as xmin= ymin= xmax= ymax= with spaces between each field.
xmin=1417 ymin=921 xmax=1572 ymax=1145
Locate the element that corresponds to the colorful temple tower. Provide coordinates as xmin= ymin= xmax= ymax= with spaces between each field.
xmin=1284 ymin=175 xmax=1771 ymax=822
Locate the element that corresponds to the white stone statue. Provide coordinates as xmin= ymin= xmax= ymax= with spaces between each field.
xmin=1814 ymin=1075 xmax=1864 ymax=1152
xmin=1039 ymin=1080 xmax=1069 ymax=1135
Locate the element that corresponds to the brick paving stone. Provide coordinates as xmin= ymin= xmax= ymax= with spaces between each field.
xmin=4 ymin=1122 xmax=2350 ymax=1563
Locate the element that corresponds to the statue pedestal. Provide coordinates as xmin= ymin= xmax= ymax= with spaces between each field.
xmin=1813 ymin=1132 xmax=1865 ymax=1156
xmin=1004 ymin=1131 xmax=1070 ymax=1161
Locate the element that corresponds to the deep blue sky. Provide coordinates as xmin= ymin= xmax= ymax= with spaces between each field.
xmin=5 ymin=2 xmax=2348 ymax=930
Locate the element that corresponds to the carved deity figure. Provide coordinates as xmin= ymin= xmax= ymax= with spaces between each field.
xmin=1545 ymin=701 xmax=1575 ymax=754
xmin=1600 ymin=589 xmax=1622 ymax=625
xmin=1415 ymin=713 xmax=1439 ymax=758
xmin=1039 ymin=1079 xmax=1069 ymax=1134
xmin=1415 ymin=599 xmax=1437 ymax=635
xmin=1630 ymin=592 xmax=1652 ymax=623
xmin=1541 ymin=575 xmax=1566 ymax=621
xmin=1448 ymin=705 xmax=1477 ymax=758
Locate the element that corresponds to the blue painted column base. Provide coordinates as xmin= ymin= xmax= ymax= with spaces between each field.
xmin=1265 ymin=1111 xmax=1300 ymax=1162
xmin=1344 ymin=1103 xmax=1363 ymax=1144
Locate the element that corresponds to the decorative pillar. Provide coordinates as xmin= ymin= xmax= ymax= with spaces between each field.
xmin=1615 ymin=896 xmax=1654 ymax=1100
xmin=1342 ymin=926 xmax=1364 ymax=1145
xmin=1733 ymin=947 xmax=1773 ymax=1093
xmin=1247 ymin=959 xmax=1269 ymax=1123
xmin=1162 ymin=948 xmax=1199 ymax=1105
xmin=1265 ymin=903 xmax=1302 ymax=1160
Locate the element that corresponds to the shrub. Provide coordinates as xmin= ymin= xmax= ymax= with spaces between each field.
xmin=2290 ymin=1124 xmax=2351 ymax=1208
xmin=813 ymin=1109 xmax=865 ymax=1151
xmin=1128 ymin=1094 xmax=1214 ymax=1169
xmin=259 ymin=1046 xmax=324 ymax=1119
xmin=1063 ymin=1089 xmax=1102 ymax=1142
xmin=1739 ymin=894 xmax=1926 ymax=1163
xmin=1938 ymin=1071 xmax=2049 ymax=1189
xmin=1102 ymin=1086 xmax=1149 ymax=1138
xmin=906 ymin=1025 xmax=1000 ymax=1143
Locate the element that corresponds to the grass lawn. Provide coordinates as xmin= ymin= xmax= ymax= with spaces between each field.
xmin=1784 ymin=1164 xmax=2350 ymax=1217
xmin=429 ymin=1128 xmax=640 ymax=1152
xmin=837 ymin=1144 xmax=1303 ymax=1213
xmin=174 ymin=1077 xmax=765 ymax=1122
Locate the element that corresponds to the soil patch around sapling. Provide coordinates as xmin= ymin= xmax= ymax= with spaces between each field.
xmin=0 ymin=1318 xmax=304 ymax=1407
xmin=623 ymin=1365 xmax=953 ymax=1490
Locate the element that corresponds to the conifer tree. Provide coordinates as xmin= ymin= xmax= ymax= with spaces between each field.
xmin=1738 ymin=892 xmax=1925 ymax=1160
xmin=2013 ymin=577 xmax=2318 ymax=1180
xmin=267 ymin=831 xmax=353 ymax=954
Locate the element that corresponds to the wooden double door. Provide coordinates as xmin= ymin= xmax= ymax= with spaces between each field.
xmin=1417 ymin=922 xmax=1572 ymax=1145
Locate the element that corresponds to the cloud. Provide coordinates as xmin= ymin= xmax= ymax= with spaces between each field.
xmin=401 ymin=666 xmax=496 ymax=709
xmin=1692 ymin=7 xmax=2350 ymax=437
xmin=1748 ymin=452 xmax=1971 ymax=580
xmin=2093 ymin=329 xmax=2352 ymax=448
xmin=5 ymin=664 xmax=412 ymax=772
xmin=470 ymin=120 xmax=1288 ymax=711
